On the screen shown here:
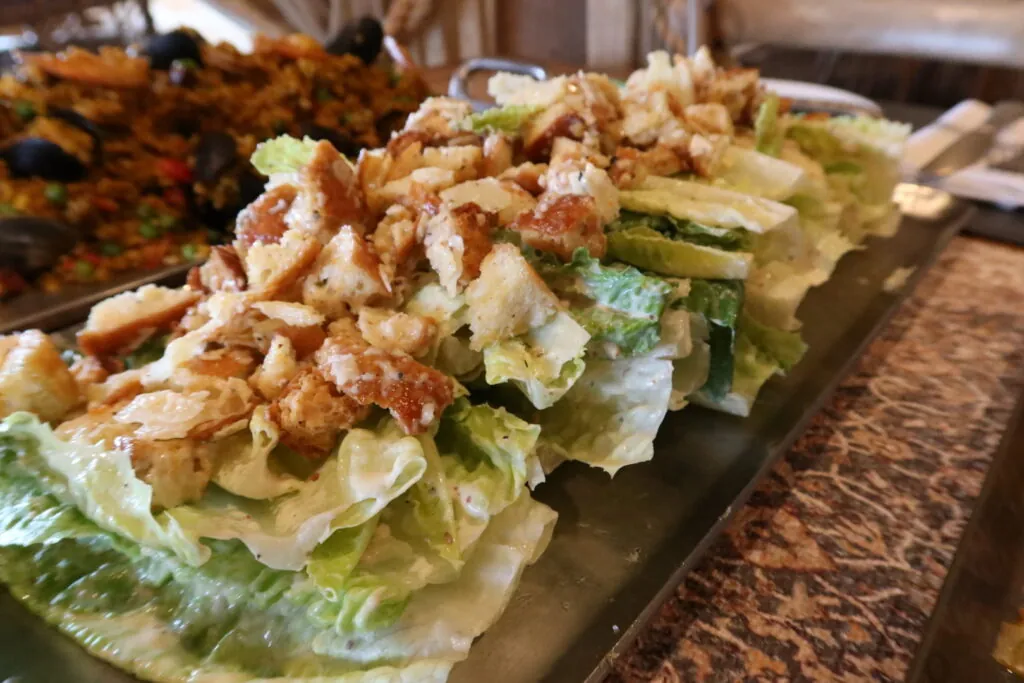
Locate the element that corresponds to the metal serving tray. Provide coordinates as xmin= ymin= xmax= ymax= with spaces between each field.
xmin=0 ymin=194 xmax=971 ymax=682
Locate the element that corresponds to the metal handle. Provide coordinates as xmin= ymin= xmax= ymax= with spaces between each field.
xmin=448 ymin=57 xmax=548 ymax=111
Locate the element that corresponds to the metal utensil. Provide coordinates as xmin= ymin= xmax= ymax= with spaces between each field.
xmin=447 ymin=57 xmax=548 ymax=112
xmin=919 ymin=101 xmax=1024 ymax=181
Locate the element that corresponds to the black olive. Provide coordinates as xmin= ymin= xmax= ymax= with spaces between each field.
xmin=144 ymin=30 xmax=203 ymax=71
xmin=326 ymin=17 xmax=384 ymax=64
xmin=300 ymin=122 xmax=363 ymax=157
xmin=2 ymin=138 xmax=86 ymax=181
xmin=193 ymin=131 xmax=238 ymax=183
xmin=0 ymin=216 xmax=79 ymax=275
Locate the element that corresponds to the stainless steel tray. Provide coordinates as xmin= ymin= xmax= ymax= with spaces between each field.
xmin=0 ymin=264 xmax=191 ymax=335
xmin=0 ymin=199 xmax=971 ymax=682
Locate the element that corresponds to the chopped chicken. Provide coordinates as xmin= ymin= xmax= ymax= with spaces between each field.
xmin=541 ymin=159 xmax=619 ymax=225
xmin=620 ymin=90 xmax=686 ymax=147
xmin=77 ymin=285 xmax=200 ymax=357
xmin=285 ymin=140 xmax=369 ymax=240
xmin=607 ymin=129 xmax=730 ymax=187
xmin=357 ymin=308 xmax=438 ymax=357
xmin=465 ymin=244 xmax=560 ymax=349
xmin=243 ymin=228 xmax=321 ymax=299
xmin=187 ymin=245 xmax=247 ymax=294
xmin=116 ymin=435 xmax=215 ymax=510
xmin=249 ymin=335 xmax=297 ymax=400
xmin=701 ymin=67 xmax=761 ymax=122
xmin=113 ymin=377 xmax=255 ymax=441
xmin=499 ymin=162 xmax=548 ymax=195
xmin=509 ymin=193 xmax=607 ymax=261
xmin=372 ymin=204 xmax=424 ymax=284
xmin=316 ymin=336 xmax=454 ymax=435
xmin=402 ymin=97 xmax=474 ymax=138
xmin=0 ymin=330 xmax=80 ymax=422
xmin=269 ymin=367 xmax=369 ymax=457
xmin=302 ymin=226 xmax=388 ymax=318
xmin=69 ymin=355 xmax=109 ymax=390
xmin=181 ymin=347 xmax=258 ymax=380
xmin=424 ymin=202 xmax=494 ymax=296
xmin=482 ymin=133 xmax=514 ymax=177
xmin=440 ymin=178 xmax=536 ymax=226
xmin=234 ymin=184 xmax=296 ymax=259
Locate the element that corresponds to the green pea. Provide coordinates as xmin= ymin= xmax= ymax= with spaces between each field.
xmin=139 ymin=222 xmax=163 ymax=239
xmin=44 ymin=183 xmax=67 ymax=205
xmin=74 ymin=260 xmax=94 ymax=279
xmin=136 ymin=203 xmax=157 ymax=219
xmin=13 ymin=100 xmax=36 ymax=122
xmin=100 ymin=242 xmax=123 ymax=257
xmin=181 ymin=243 xmax=199 ymax=261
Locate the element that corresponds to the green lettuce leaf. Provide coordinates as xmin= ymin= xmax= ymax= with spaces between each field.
xmin=462 ymin=104 xmax=542 ymax=134
xmin=483 ymin=312 xmax=590 ymax=409
xmin=608 ymin=210 xmax=750 ymax=251
xmin=754 ymin=93 xmax=783 ymax=156
xmin=0 ymin=413 xmax=206 ymax=565
xmin=251 ymin=135 xmax=319 ymax=176
xmin=536 ymin=356 xmax=673 ymax=475
xmin=573 ymin=306 xmax=661 ymax=356
xmin=740 ymin=312 xmax=807 ymax=371
xmin=677 ymin=280 xmax=743 ymax=402
xmin=607 ymin=227 xmax=752 ymax=280
xmin=562 ymin=248 xmax=673 ymax=316
xmin=211 ymin=405 xmax=303 ymax=500
xmin=168 ymin=420 xmax=428 ymax=571
xmin=691 ymin=333 xmax=780 ymax=417
xmin=717 ymin=146 xmax=814 ymax=202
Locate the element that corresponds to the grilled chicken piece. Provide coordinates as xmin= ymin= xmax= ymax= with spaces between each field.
xmin=269 ymin=367 xmax=369 ymax=457
xmin=357 ymin=308 xmax=437 ymax=357
xmin=509 ymin=193 xmax=607 ymax=261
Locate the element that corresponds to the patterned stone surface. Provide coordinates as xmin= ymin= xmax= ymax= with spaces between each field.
xmin=607 ymin=236 xmax=1024 ymax=683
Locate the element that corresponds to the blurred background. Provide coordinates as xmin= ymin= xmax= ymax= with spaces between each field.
xmin=5 ymin=0 xmax=1024 ymax=106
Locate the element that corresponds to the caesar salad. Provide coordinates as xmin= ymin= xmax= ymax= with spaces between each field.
xmin=0 ymin=48 xmax=909 ymax=682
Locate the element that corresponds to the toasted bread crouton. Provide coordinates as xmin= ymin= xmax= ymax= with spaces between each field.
xmin=440 ymin=178 xmax=537 ymax=226
xmin=683 ymin=103 xmax=734 ymax=137
xmin=249 ymin=335 xmax=297 ymax=400
xmin=0 ymin=330 xmax=80 ymax=421
xmin=465 ymin=244 xmax=560 ymax=349
xmin=181 ymin=347 xmax=258 ymax=380
xmin=372 ymin=205 xmax=424 ymax=285
xmin=402 ymin=97 xmax=474 ymax=138
xmin=302 ymin=226 xmax=388 ymax=318
xmin=367 ymin=166 xmax=458 ymax=216
xmin=523 ymin=102 xmax=587 ymax=161
xmin=357 ymin=308 xmax=437 ymax=357
xmin=269 ymin=367 xmax=369 ymax=457
xmin=482 ymin=133 xmax=514 ymax=178
xmin=316 ymin=337 xmax=454 ymax=435
xmin=77 ymin=285 xmax=200 ymax=357
xmin=286 ymin=140 xmax=368 ymax=240
xmin=620 ymin=90 xmax=687 ymax=147
xmin=113 ymin=377 xmax=255 ymax=441
xmin=244 ymin=229 xmax=321 ymax=299
xmin=116 ymin=435 xmax=214 ymax=510
xmin=700 ymin=67 xmax=760 ymax=122
xmin=420 ymin=146 xmax=483 ymax=183
xmin=542 ymin=160 xmax=619 ymax=225
xmin=688 ymin=133 xmax=729 ymax=177
xmin=188 ymin=245 xmax=247 ymax=294
xmin=509 ymin=193 xmax=607 ymax=261
xmin=499 ymin=162 xmax=548 ymax=195
xmin=86 ymin=369 xmax=144 ymax=407
xmin=424 ymin=202 xmax=494 ymax=296
xmin=69 ymin=355 xmax=109 ymax=390
xmin=235 ymin=184 xmax=296 ymax=258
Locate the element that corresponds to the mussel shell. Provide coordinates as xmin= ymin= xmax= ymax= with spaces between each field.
xmin=144 ymin=30 xmax=203 ymax=71
xmin=326 ymin=17 xmax=384 ymax=64
xmin=49 ymin=107 xmax=103 ymax=160
xmin=2 ymin=138 xmax=86 ymax=181
xmin=0 ymin=216 xmax=79 ymax=275
xmin=194 ymin=131 xmax=238 ymax=183
xmin=300 ymin=122 xmax=363 ymax=157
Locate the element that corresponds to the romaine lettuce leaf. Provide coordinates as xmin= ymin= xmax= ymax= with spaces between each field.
xmin=607 ymin=227 xmax=752 ymax=280
xmin=461 ymin=104 xmax=542 ymax=134
xmin=561 ymin=248 xmax=673 ymax=317
xmin=754 ymin=93 xmax=783 ymax=156
xmin=608 ymin=210 xmax=750 ymax=251
xmin=740 ymin=312 xmax=807 ymax=371
xmin=717 ymin=146 xmax=814 ymax=202
xmin=0 ymin=413 xmax=206 ymax=565
xmin=536 ymin=356 xmax=672 ymax=475
xmin=211 ymin=405 xmax=303 ymax=500
xmin=251 ymin=134 xmax=318 ymax=176
xmin=573 ymin=306 xmax=661 ymax=356
xmin=483 ymin=312 xmax=590 ymax=409
xmin=677 ymin=279 xmax=743 ymax=402
xmin=691 ymin=333 xmax=780 ymax=417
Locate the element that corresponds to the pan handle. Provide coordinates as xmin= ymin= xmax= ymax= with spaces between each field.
xmin=448 ymin=57 xmax=548 ymax=111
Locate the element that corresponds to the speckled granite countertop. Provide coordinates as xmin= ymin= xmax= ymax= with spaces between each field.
xmin=608 ymin=234 xmax=1024 ymax=682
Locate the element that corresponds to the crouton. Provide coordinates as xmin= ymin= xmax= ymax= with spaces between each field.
xmin=700 ymin=67 xmax=760 ymax=122
xmin=683 ymin=103 xmax=734 ymax=137
xmin=402 ymin=97 xmax=474 ymax=138
xmin=542 ymin=160 xmax=619 ymax=225
xmin=688 ymin=133 xmax=729 ymax=177
xmin=440 ymin=178 xmax=537 ymax=226
xmin=372 ymin=205 xmax=424 ymax=284
xmin=420 ymin=146 xmax=483 ymax=182
xmin=249 ymin=335 xmax=297 ymax=400
xmin=301 ymin=226 xmax=388 ymax=318
xmin=424 ymin=202 xmax=494 ymax=296
xmin=286 ymin=140 xmax=368 ymax=239
xmin=235 ymin=184 xmax=296 ymax=257
xmin=0 ymin=330 xmax=80 ymax=422
xmin=181 ymin=347 xmax=258 ymax=380
xmin=357 ymin=148 xmax=392 ymax=198
xmin=115 ymin=435 xmax=215 ymax=510
xmin=188 ymin=245 xmax=247 ymax=294
xmin=357 ymin=308 xmax=437 ymax=357
xmin=316 ymin=336 xmax=454 ymax=435
xmin=269 ymin=367 xmax=369 ymax=457
xmin=69 ymin=355 xmax=109 ymax=390
xmin=86 ymin=369 xmax=144 ymax=407
xmin=465 ymin=244 xmax=560 ymax=349
xmin=499 ymin=162 xmax=548 ymax=195
xmin=509 ymin=193 xmax=607 ymax=261
xmin=482 ymin=133 xmax=514 ymax=177
xmin=522 ymin=102 xmax=587 ymax=161
xmin=244 ymin=228 xmax=321 ymax=299
xmin=77 ymin=285 xmax=200 ymax=357
xmin=367 ymin=166 xmax=458 ymax=216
